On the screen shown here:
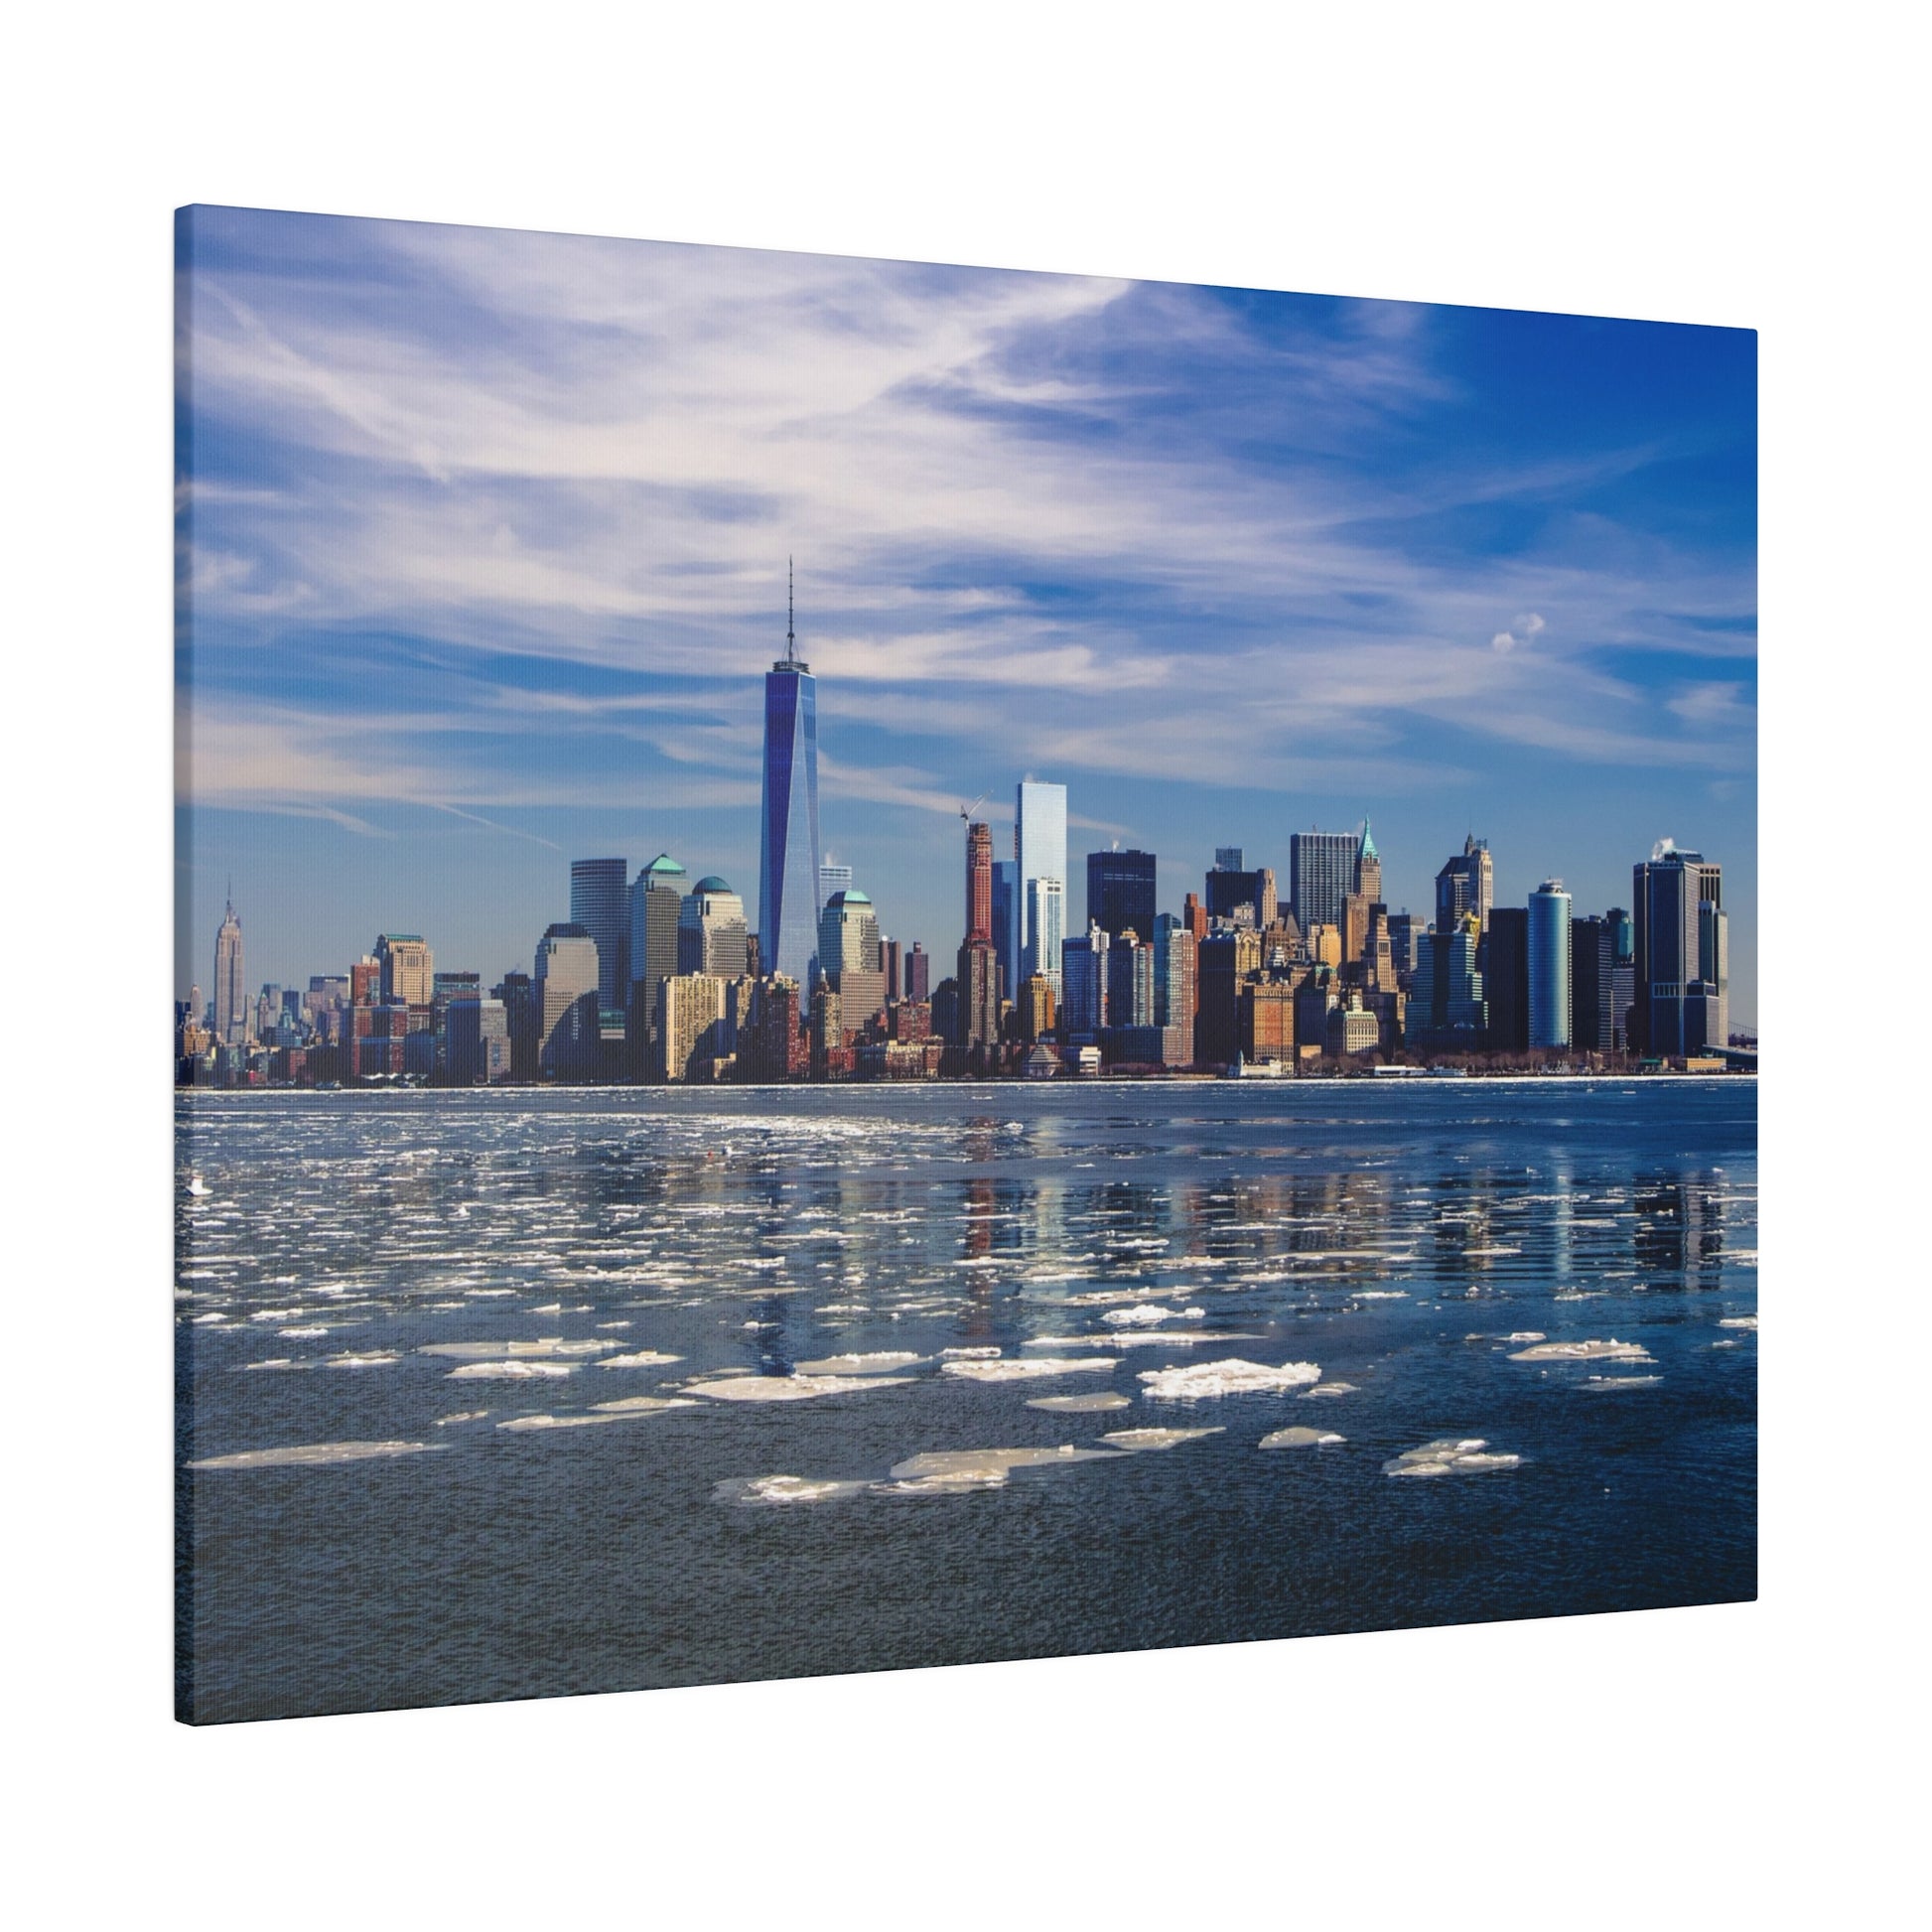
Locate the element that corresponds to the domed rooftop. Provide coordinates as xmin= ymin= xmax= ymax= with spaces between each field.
xmin=827 ymin=888 xmax=872 ymax=907
xmin=693 ymin=875 xmax=734 ymax=896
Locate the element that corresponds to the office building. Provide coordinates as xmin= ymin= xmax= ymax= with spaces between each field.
xmin=1086 ymin=848 xmax=1157 ymax=941
xmin=1355 ymin=820 xmax=1382 ymax=902
xmin=991 ymin=861 xmax=1016 ymax=997
xmin=1290 ymin=829 xmax=1358 ymax=935
xmin=627 ymin=855 xmax=688 ymax=1045
xmin=1206 ymin=852 xmax=1277 ymax=927
xmin=1106 ymin=927 xmax=1156 ymax=1029
xmin=1527 ymin=881 xmax=1573 ymax=1050
xmin=679 ymin=877 xmax=751 ymax=979
xmin=1484 ymin=907 xmax=1530 ymax=1052
xmin=1387 ymin=911 xmax=1423 ymax=984
xmin=535 ymin=922 xmax=602 ymax=1078
xmin=1019 ymin=974 xmax=1056 ymax=1042
xmin=569 ymin=858 xmax=629 ymax=1016
xmin=903 ymin=940 xmax=930 ymax=1005
xmin=1411 ymin=916 xmax=1485 ymax=1046
xmin=656 ymin=973 xmax=729 ymax=1083
xmin=212 ymin=896 xmax=247 ymax=1045
xmin=375 ymin=932 xmax=434 ymax=1010
xmin=1015 ymin=779 xmax=1067 ymax=997
xmin=820 ymin=889 xmax=887 ymax=1028
xmin=1631 ymin=847 xmax=1724 ymax=1056
xmin=1606 ymin=905 xmax=1635 ymax=1052
xmin=758 ymin=564 xmax=823 ymax=986
xmin=446 ymin=996 xmax=510 ymax=1085
xmin=1436 ymin=835 xmax=1494 ymax=935
xmin=1570 ymin=915 xmax=1615 ymax=1055
xmin=1194 ymin=928 xmax=1262 ymax=1067
xmin=819 ymin=862 xmax=854 ymax=903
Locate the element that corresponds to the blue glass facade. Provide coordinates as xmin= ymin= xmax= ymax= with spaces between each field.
xmin=1527 ymin=882 xmax=1573 ymax=1049
xmin=759 ymin=658 xmax=821 ymax=985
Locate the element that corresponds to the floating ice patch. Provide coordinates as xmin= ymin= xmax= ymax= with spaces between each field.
xmin=591 ymin=1396 xmax=699 ymax=1415
xmin=940 ymin=1346 xmax=1003 ymax=1360
xmin=1026 ymin=1392 xmax=1133 ymax=1413
xmin=687 ymin=1374 xmax=917 ymax=1402
xmin=189 ymin=1441 xmax=443 ymax=1471
xmin=1023 ymin=1332 xmax=1266 ymax=1351
xmin=497 ymin=1400 xmax=699 ymax=1431
xmin=791 ymin=1352 xmax=926 ymax=1376
xmin=940 ymin=1357 xmax=1115 ymax=1382
xmin=881 ymin=1445 xmax=1123 ymax=1493
xmin=596 ymin=1350 xmax=685 ymax=1369
xmin=1259 ymin=1426 xmax=1345 ymax=1449
xmin=1098 ymin=1427 xmax=1224 ymax=1451
xmin=446 ymin=1360 xmax=577 ymax=1381
xmin=1504 ymin=1331 xmax=1547 ymax=1344
xmin=714 ymin=1474 xmax=872 ymax=1506
xmin=326 ymin=1352 xmax=399 ymax=1369
xmin=420 ymin=1338 xmax=619 ymax=1360
xmin=1352 ymin=1291 xmax=1408 ymax=1302
xmin=1101 ymin=1305 xmax=1205 ymax=1326
xmin=1580 ymin=1375 xmax=1662 ymax=1392
xmin=1508 ymin=1338 xmax=1654 ymax=1363
xmin=434 ymin=1411 xmax=490 ymax=1427
xmin=279 ymin=1326 xmax=330 ymax=1338
xmin=1718 ymin=1316 xmax=1757 ymax=1330
xmin=1299 ymin=1382 xmax=1357 ymax=1399
xmin=1384 ymin=1439 xmax=1520 ymax=1478
xmin=1138 ymin=1359 xmax=1321 ymax=1400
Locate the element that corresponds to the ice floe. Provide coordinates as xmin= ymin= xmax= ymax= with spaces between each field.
xmin=1718 ymin=1315 xmax=1757 ymax=1330
xmin=189 ymin=1441 xmax=443 ymax=1471
xmin=714 ymin=1474 xmax=872 ymax=1506
xmin=940 ymin=1345 xmax=1003 ymax=1360
xmin=596 ymin=1350 xmax=685 ymax=1369
xmin=1138 ymin=1358 xmax=1321 ymax=1399
xmin=434 ymin=1411 xmax=490 ymax=1427
xmin=881 ymin=1445 xmax=1123 ymax=1493
xmin=790 ymin=1352 xmax=926 ymax=1376
xmin=1259 ymin=1426 xmax=1345 ymax=1449
xmin=446 ymin=1360 xmax=577 ymax=1381
xmin=1508 ymin=1338 xmax=1654 ymax=1363
xmin=1098 ymin=1427 xmax=1223 ymax=1451
xmin=686 ymin=1374 xmax=917 ymax=1402
xmin=1026 ymin=1392 xmax=1133 ymax=1413
xmin=1100 ymin=1305 xmax=1205 ymax=1326
xmin=420 ymin=1338 xmax=619 ymax=1360
xmin=325 ymin=1352 xmax=400 ymax=1369
xmin=1580 ymin=1375 xmax=1662 ymax=1392
xmin=497 ymin=1399 xmax=699 ymax=1430
xmin=1299 ymin=1382 xmax=1356 ymax=1399
xmin=939 ymin=1357 xmax=1115 ymax=1382
xmin=1384 ymin=1438 xmax=1521 ymax=1477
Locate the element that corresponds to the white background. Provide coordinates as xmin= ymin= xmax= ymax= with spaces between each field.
xmin=4 ymin=4 xmax=1918 ymax=1925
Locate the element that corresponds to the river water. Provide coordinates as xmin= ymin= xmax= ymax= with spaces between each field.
xmin=176 ymin=1078 xmax=1756 ymax=1723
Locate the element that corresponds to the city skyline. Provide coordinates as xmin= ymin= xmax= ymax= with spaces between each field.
xmin=176 ymin=208 xmax=1756 ymax=1021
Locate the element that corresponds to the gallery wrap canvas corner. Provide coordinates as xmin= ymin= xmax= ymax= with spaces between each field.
xmin=175 ymin=204 xmax=1756 ymax=1725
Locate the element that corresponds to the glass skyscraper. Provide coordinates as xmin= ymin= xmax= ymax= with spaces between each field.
xmin=758 ymin=571 xmax=822 ymax=987
xmin=569 ymin=858 xmax=629 ymax=1017
xmin=1015 ymin=779 xmax=1067 ymax=997
xmin=1289 ymin=830 xmax=1357 ymax=935
xmin=1527 ymin=880 xmax=1573 ymax=1050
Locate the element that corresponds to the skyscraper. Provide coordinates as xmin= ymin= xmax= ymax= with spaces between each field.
xmin=1527 ymin=881 xmax=1573 ymax=1050
xmin=759 ymin=563 xmax=822 ymax=987
xmin=1355 ymin=819 xmax=1382 ymax=902
xmin=964 ymin=820 xmax=994 ymax=942
xmin=1570 ymin=914 xmax=1615 ymax=1055
xmin=991 ymin=861 xmax=1016 ymax=998
xmin=570 ymin=858 xmax=629 ymax=1017
xmin=957 ymin=822 xmax=1001 ymax=1057
xmin=212 ymin=895 xmax=247 ymax=1045
xmin=678 ymin=877 xmax=751 ymax=978
xmin=535 ymin=922 xmax=602 ymax=1078
xmin=374 ymin=932 xmax=433 ymax=1009
xmin=1086 ymin=848 xmax=1157 ymax=941
xmin=1205 ymin=853 xmax=1277 ymax=927
xmin=1436 ymin=835 xmax=1494 ymax=935
xmin=1631 ymin=846 xmax=1724 ymax=1056
xmin=627 ymin=854 xmax=688 ymax=1041
xmin=1015 ymin=778 xmax=1067 ymax=997
xmin=1290 ymin=829 xmax=1357 ymax=935
xmin=1484 ymin=906 xmax=1530 ymax=1051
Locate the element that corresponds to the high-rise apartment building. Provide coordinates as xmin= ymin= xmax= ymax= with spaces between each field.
xmin=212 ymin=896 xmax=247 ymax=1045
xmin=991 ymin=861 xmax=1016 ymax=997
xmin=1154 ymin=912 xmax=1198 ymax=1035
xmin=655 ymin=973 xmax=729 ymax=1083
xmin=1086 ymin=848 xmax=1157 ymax=941
xmin=759 ymin=565 xmax=822 ymax=986
xmin=957 ymin=822 xmax=1000 ymax=1056
xmin=964 ymin=821 xmax=994 ymax=943
xmin=1527 ymin=881 xmax=1573 ymax=1050
xmin=1060 ymin=922 xmax=1111 ymax=1036
xmin=1290 ymin=829 xmax=1358 ymax=935
xmin=902 ymin=941 xmax=930 ymax=1005
xmin=569 ymin=859 xmax=629 ymax=1017
xmin=679 ymin=877 xmax=751 ymax=979
xmin=1015 ymin=779 xmax=1067 ymax=997
xmin=1436 ymin=836 xmax=1494 ymax=934
xmin=1106 ymin=929 xmax=1156 ymax=1029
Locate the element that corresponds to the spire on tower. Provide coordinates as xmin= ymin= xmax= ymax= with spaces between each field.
xmin=786 ymin=556 xmax=795 ymax=664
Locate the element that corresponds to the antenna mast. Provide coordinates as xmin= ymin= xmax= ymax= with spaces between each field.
xmin=786 ymin=556 xmax=795 ymax=663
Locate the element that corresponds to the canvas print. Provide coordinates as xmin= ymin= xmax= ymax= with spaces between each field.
xmin=175 ymin=207 xmax=1756 ymax=1724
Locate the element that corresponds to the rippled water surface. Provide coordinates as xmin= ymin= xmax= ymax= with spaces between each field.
xmin=177 ymin=1080 xmax=1756 ymax=1723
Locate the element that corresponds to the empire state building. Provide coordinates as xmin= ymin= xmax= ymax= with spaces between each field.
xmin=758 ymin=562 xmax=823 ymax=986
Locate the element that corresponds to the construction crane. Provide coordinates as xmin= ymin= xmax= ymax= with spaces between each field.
xmin=958 ymin=793 xmax=986 ymax=822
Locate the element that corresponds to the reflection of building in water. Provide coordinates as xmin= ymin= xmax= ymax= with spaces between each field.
xmin=1633 ymin=1172 xmax=1732 ymax=1285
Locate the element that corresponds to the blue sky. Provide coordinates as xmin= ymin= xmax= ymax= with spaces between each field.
xmin=177 ymin=206 xmax=1756 ymax=1021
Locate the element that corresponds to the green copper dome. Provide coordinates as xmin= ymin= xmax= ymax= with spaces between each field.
xmin=642 ymin=854 xmax=687 ymax=877
xmin=693 ymin=875 xmax=733 ymax=896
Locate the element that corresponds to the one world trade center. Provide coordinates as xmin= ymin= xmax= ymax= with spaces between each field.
xmin=758 ymin=562 xmax=822 ymax=986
